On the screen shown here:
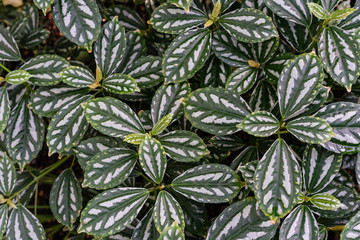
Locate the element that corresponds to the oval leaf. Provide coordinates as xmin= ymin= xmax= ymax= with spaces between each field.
xmin=0 ymin=24 xmax=21 ymax=61
xmin=103 ymin=73 xmax=138 ymax=94
xmin=60 ymin=66 xmax=96 ymax=88
xmin=310 ymin=193 xmax=342 ymax=210
xmin=340 ymin=211 xmax=360 ymax=240
xmin=241 ymin=111 xmax=280 ymax=137
xmin=0 ymin=154 xmax=16 ymax=195
xmin=226 ymin=65 xmax=259 ymax=95
xmin=5 ymin=70 xmax=31 ymax=85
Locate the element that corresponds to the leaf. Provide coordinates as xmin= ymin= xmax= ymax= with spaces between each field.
xmin=307 ymin=2 xmax=326 ymax=19
xmin=163 ymin=28 xmax=211 ymax=84
xmin=20 ymin=29 xmax=50 ymax=48
xmin=4 ymin=95 xmax=45 ymax=170
xmin=52 ymin=0 xmax=101 ymax=51
xmin=33 ymin=0 xmax=52 ymax=14
xmin=11 ymin=172 xmax=36 ymax=205
xmin=78 ymin=187 xmax=149 ymax=237
xmin=239 ymin=161 xmax=258 ymax=190
xmin=330 ymin=8 xmax=357 ymax=21
xmin=0 ymin=205 xmax=7 ymax=238
xmin=241 ymin=111 xmax=280 ymax=137
xmin=106 ymin=5 xmax=146 ymax=31
xmin=20 ymin=4 xmax=39 ymax=33
xmin=125 ymin=56 xmax=164 ymax=89
xmin=0 ymin=86 xmax=10 ymax=133
xmin=49 ymin=168 xmax=82 ymax=229
xmin=278 ymin=53 xmax=324 ymax=119
xmin=20 ymin=54 xmax=70 ymax=86
xmin=263 ymin=52 xmax=295 ymax=84
xmin=321 ymin=0 xmax=340 ymax=11
xmin=29 ymin=85 xmax=89 ymax=117
xmin=94 ymin=17 xmax=126 ymax=78
xmin=279 ymin=205 xmax=319 ymax=240
xmin=340 ymin=211 xmax=360 ymax=240
xmin=212 ymin=0 xmax=236 ymax=13
xmin=253 ymin=139 xmax=302 ymax=219
xmin=150 ymin=3 xmax=207 ymax=34
xmin=206 ymin=197 xmax=279 ymax=240
xmin=225 ymin=65 xmax=259 ymax=95
xmin=7 ymin=204 xmax=46 ymax=240
xmin=318 ymin=26 xmax=360 ymax=91
xmin=103 ymin=73 xmax=138 ymax=94
xmin=132 ymin=209 xmax=159 ymax=240
xmin=47 ymin=95 xmax=91 ymax=155
xmin=219 ymin=8 xmax=278 ymax=43
xmin=198 ymin=55 xmax=230 ymax=88
xmin=60 ymin=66 xmax=96 ymax=88
xmin=152 ymin=114 xmax=173 ymax=136
xmin=158 ymin=222 xmax=185 ymax=240
xmin=124 ymin=133 xmax=146 ymax=145
xmin=139 ymin=136 xmax=167 ymax=184
xmin=5 ymin=70 xmax=31 ymax=85
xmin=0 ymin=24 xmax=21 ymax=61
xmin=209 ymin=134 xmax=244 ymax=151
xmin=337 ymin=1 xmax=360 ymax=34
xmin=309 ymin=193 xmax=342 ymax=210
xmin=0 ymin=154 xmax=16 ymax=195
xmin=264 ymin=0 xmax=312 ymax=26
xmin=171 ymin=163 xmax=241 ymax=203
xmin=83 ymin=97 xmax=144 ymax=138
xmin=302 ymin=145 xmax=342 ymax=194
xmin=183 ymin=87 xmax=252 ymax=135
xmin=153 ymin=191 xmax=185 ymax=232
xmin=158 ymin=130 xmax=208 ymax=162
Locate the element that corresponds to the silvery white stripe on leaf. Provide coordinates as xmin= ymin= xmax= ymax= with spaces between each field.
xmin=47 ymin=95 xmax=91 ymax=155
xmin=49 ymin=168 xmax=82 ymax=229
xmin=278 ymin=53 xmax=324 ymax=119
xmin=132 ymin=209 xmax=159 ymax=240
xmin=20 ymin=29 xmax=50 ymax=48
xmin=318 ymin=26 xmax=360 ymax=91
xmin=210 ymin=134 xmax=245 ymax=151
xmin=226 ymin=65 xmax=259 ymax=95
xmin=356 ymin=153 xmax=360 ymax=187
xmin=341 ymin=211 xmax=360 ymax=240
xmin=7 ymin=204 xmax=46 ymax=240
xmin=302 ymin=145 xmax=342 ymax=194
xmin=206 ymin=197 xmax=279 ymax=240
xmin=263 ymin=52 xmax=295 ymax=84
xmin=241 ymin=111 xmax=280 ymax=137
xmin=150 ymin=3 xmax=207 ymax=34
xmin=11 ymin=172 xmax=36 ymax=206
xmin=242 ymin=0 xmax=267 ymax=11
xmin=60 ymin=66 xmax=96 ymax=88
xmin=33 ymin=0 xmax=53 ymax=14
xmin=153 ymin=191 xmax=185 ymax=232
xmin=20 ymin=54 xmax=70 ymax=86
xmin=21 ymin=4 xmax=38 ymax=32
xmin=183 ymin=87 xmax=252 ymax=135
xmin=0 ymin=153 xmax=16 ymax=195
xmin=163 ymin=28 xmax=211 ymax=84
xmin=307 ymin=2 xmax=326 ymax=19
xmin=0 ymin=86 xmax=10 ymax=133
xmin=83 ymin=148 xmax=137 ymax=190
xmin=252 ymin=36 xmax=280 ymax=64
xmin=78 ymin=187 xmax=149 ymax=237
xmin=310 ymin=193 xmax=342 ymax=210
xmin=199 ymin=55 xmax=231 ymax=87
xmin=279 ymin=205 xmax=319 ymax=240
xmin=337 ymin=1 xmax=360 ymax=33
xmin=219 ymin=8 xmax=278 ymax=43
xmin=10 ymin=17 xmax=28 ymax=41
xmin=106 ymin=5 xmax=146 ymax=31
xmin=83 ymin=97 xmax=145 ymax=138
xmin=171 ymin=164 xmax=241 ymax=203
xmin=52 ymin=0 xmax=102 ymax=51
xmin=321 ymin=0 xmax=340 ymax=11
xmin=253 ymin=139 xmax=301 ymax=219
xmin=0 ymin=24 xmax=21 ymax=61
xmin=0 ymin=205 xmax=7 ymax=238
xmin=239 ymin=161 xmax=258 ymax=190
xmin=158 ymin=222 xmax=185 ymax=240
xmin=151 ymin=81 xmax=190 ymax=125
xmin=103 ymin=73 xmax=138 ymax=94
xmin=264 ymin=0 xmax=312 ymax=26
xmin=94 ymin=17 xmax=126 ymax=78
xmin=139 ymin=136 xmax=167 ymax=184
xmin=5 ymin=70 xmax=31 ymax=85
xmin=249 ymin=80 xmax=278 ymax=112
xmin=4 ymin=95 xmax=45 ymax=170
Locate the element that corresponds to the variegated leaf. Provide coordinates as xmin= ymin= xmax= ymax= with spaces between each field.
xmin=219 ymin=8 xmax=278 ymax=43
xmin=78 ymin=187 xmax=149 ymax=237
xmin=310 ymin=193 xmax=342 ymax=210
xmin=206 ymin=197 xmax=279 ymax=240
xmin=226 ymin=66 xmax=259 ymax=95
xmin=49 ymin=168 xmax=82 ymax=229
xmin=209 ymin=134 xmax=244 ymax=151
xmin=171 ymin=164 xmax=241 ymax=203
xmin=307 ymin=2 xmax=326 ymax=19
xmin=150 ymin=3 xmax=207 ymax=34
xmin=158 ymin=130 xmax=208 ymax=162
xmin=20 ymin=55 xmax=70 ymax=86
xmin=103 ymin=73 xmax=138 ymax=94
xmin=279 ymin=205 xmax=319 ymax=240
xmin=33 ymin=0 xmax=52 ymax=14
xmin=0 ymin=153 xmax=16 ymax=195
xmin=168 ymin=0 xmax=192 ymax=11
xmin=0 ymin=205 xmax=7 ymax=238
xmin=337 ymin=1 xmax=360 ymax=34
xmin=47 ymin=95 xmax=91 ymax=155
xmin=330 ymin=8 xmax=357 ymax=21
xmin=106 ymin=5 xmax=146 ymax=31
xmin=124 ymin=133 xmax=146 ymax=145
xmin=278 ymin=53 xmax=324 ymax=119
xmin=249 ymin=80 xmax=278 ymax=112
xmin=239 ymin=161 xmax=258 ymax=190
xmin=83 ymin=97 xmax=145 ymax=138
xmin=318 ymin=26 xmax=360 ymax=91
xmin=0 ymin=24 xmax=21 ymax=61
xmin=230 ymin=146 xmax=259 ymax=171
xmin=183 ymin=87 xmax=252 ymax=135
xmin=163 ymin=28 xmax=211 ymax=84
xmin=152 ymin=114 xmax=173 ymax=136
xmin=153 ymin=191 xmax=185 ymax=232
xmin=7 ymin=204 xmax=46 ymax=240
xmin=60 ymin=66 xmax=96 ymax=88
xmin=0 ymin=86 xmax=10 ymax=133
xmin=198 ymin=55 xmax=231 ymax=87
xmin=340 ymin=211 xmax=360 ymax=240
xmin=263 ymin=52 xmax=295 ymax=84
xmin=11 ymin=172 xmax=36 ymax=205
xmin=20 ymin=29 xmax=50 ymax=48
xmin=254 ymin=139 xmax=302 ymax=219
xmin=241 ymin=111 xmax=280 ymax=137
xmin=52 ymin=0 xmax=101 ymax=51
xmin=321 ymin=0 xmax=339 ymax=11
xmin=158 ymin=222 xmax=185 ymax=240
xmin=5 ymin=70 xmax=31 ymax=85
xmin=84 ymin=148 xmax=137 ymax=190
xmin=132 ymin=209 xmax=159 ymax=240
xmin=139 ymin=136 xmax=167 ymax=184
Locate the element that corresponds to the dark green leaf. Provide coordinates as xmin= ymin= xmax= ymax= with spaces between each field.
xmin=0 ymin=205 xmax=7 ymax=238
xmin=20 ymin=29 xmax=50 ymax=48
xmin=241 ymin=111 xmax=280 ymax=137
xmin=61 ymin=66 xmax=96 ymax=88
xmin=158 ymin=222 xmax=185 ymax=240
xmin=0 ymin=153 xmax=16 ymax=195
xmin=0 ymin=86 xmax=10 ymax=133
xmin=340 ymin=211 xmax=360 ymax=240
xmin=103 ymin=73 xmax=138 ymax=94
xmin=106 ymin=5 xmax=146 ymax=31
xmin=0 ymin=24 xmax=21 ymax=61
xmin=132 ymin=209 xmax=159 ymax=240
xmin=226 ymin=66 xmax=259 ymax=95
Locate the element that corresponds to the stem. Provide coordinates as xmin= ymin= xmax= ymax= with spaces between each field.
xmin=308 ymin=19 xmax=329 ymax=51
xmin=26 ymin=205 xmax=50 ymax=209
xmin=0 ymin=63 xmax=11 ymax=73
xmin=34 ymin=181 xmax=39 ymax=216
xmin=140 ymin=173 xmax=157 ymax=185
xmin=328 ymin=225 xmax=345 ymax=231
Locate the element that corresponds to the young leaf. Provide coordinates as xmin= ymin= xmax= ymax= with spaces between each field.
xmin=254 ymin=139 xmax=302 ymax=219
xmin=168 ymin=0 xmax=192 ymax=11
xmin=0 ymin=154 xmax=16 ymax=195
xmin=153 ymin=191 xmax=185 ymax=232
xmin=171 ymin=164 xmax=242 ymax=203
xmin=241 ymin=111 xmax=280 ymax=137
xmin=139 ymin=136 xmax=167 ymax=184
xmin=0 ymin=86 xmax=10 ymax=133
xmin=52 ymin=0 xmax=101 ymax=51
xmin=158 ymin=222 xmax=185 ymax=240
xmin=0 ymin=24 xmax=21 ymax=61
xmin=183 ymin=87 xmax=252 ymax=135
xmin=163 ymin=28 xmax=211 ymax=84
xmin=124 ymin=133 xmax=146 ymax=145
xmin=0 ymin=205 xmax=7 ymax=238
xmin=225 ymin=66 xmax=259 ymax=95
xmin=340 ymin=211 xmax=360 ymax=240
xmin=307 ymin=2 xmax=326 ymax=19
xmin=78 ymin=187 xmax=149 ymax=237
xmin=84 ymin=148 xmax=138 ymax=190
xmin=60 ymin=66 xmax=96 ymax=88
xmin=309 ymin=193 xmax=342 ymax=210
xmin=206 ymin=197 xmax=279 ymax=240
xmin=5 ymin=70 xmax=31 ymax=85
xmin=83 ymin=97 xmax=145 ymax=138
xmin=337 ymin=1 xmax=360 ymax=33
xmin=49 ymin=168 xmax=82 ymax=229
xmin=33 ymin=0 xmax=52 ymax=14
xmin=102 ymin=73 xmax=138 ymax=94
xmin=329 ymin=8 xmax=357 ymax=21
xmin=152 ymin=114 xmax=173 ymax=136
xmin=219 ymin=8 xmax=278 ymax=43
xmin=132 ymin=209 xmax=159 ymax=240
